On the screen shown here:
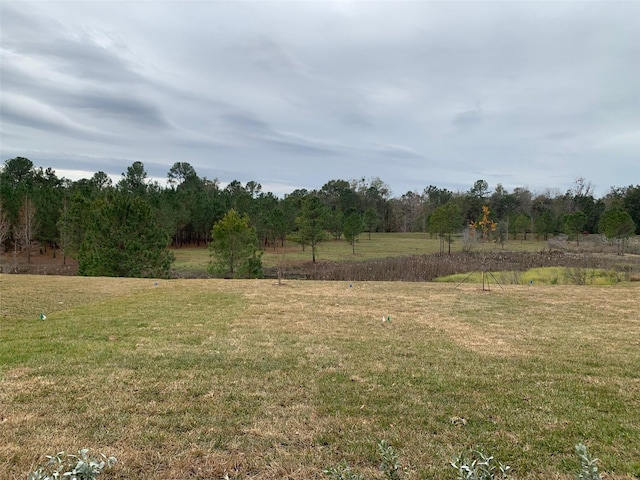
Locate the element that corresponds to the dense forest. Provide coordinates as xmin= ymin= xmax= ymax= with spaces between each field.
xmin=1 ymin=156 xmax=638 ymax=276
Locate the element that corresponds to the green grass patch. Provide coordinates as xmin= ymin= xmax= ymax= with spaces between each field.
xmin=2 ymin=275 xmax=639 ymax=479
xmin=436 ymin=267 xmax=626 ymax=286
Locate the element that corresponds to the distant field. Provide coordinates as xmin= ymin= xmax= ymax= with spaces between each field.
xmin=173 ymin=233 xmax=548 ymax=276
xmin=1 ymin=275 xmax=639 ymax=479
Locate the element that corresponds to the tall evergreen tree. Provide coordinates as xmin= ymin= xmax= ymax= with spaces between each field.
xmin=564 ymin=211 xmax=588 ymax=246
xmin=429 ymin=202 xmax=463 ymax=254
xmin=118 ymin=161 xmax=148 ymax=195
xmin=363 ymin=208 xmax=379 ymax=240
xmin=343 ymin=212 xmax=364 ymax=254
xmin=623 ymin=185 xmax=640 ymax=234
xmin=267 ymin=206 xmax=289 ymax=248
xmin=296 ymin=195 xmax=330 ymax=263
xmin=33 ymin=167 xmax=63 ymax=255
xmin=0 ymin=157 xmax=35 ymax=230
xmin=514 ymin=213 xmax=531 ymax=242
xmin=79 ymin=194 xmax=174 ymax=278
xmin=599 ymin=206 xmax=636 ymax=254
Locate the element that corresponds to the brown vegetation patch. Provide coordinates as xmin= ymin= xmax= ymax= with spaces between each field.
xmin=295 ymin=251 xmax=640 ymax=282
xmin=0 ymin=249 xmax=78 ymax=275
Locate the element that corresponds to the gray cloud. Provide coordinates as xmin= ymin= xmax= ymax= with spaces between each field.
xmin=2 ymin=61 xmax=169 ymax=130
xmin=67 ymin=90 xmax=171 ymax=128
xmin=1 ymin=4 xmax=143 ymax=84
xmin=220 ymin=112 xmax=271 ymax=133
xmin=231 ymin=35 xmax=311 ymax=78
xmin=452 ymin=108 xmax=483 ymax=130
xmin=1 ymin=94 xmax=104 ymax=140
xmin=371 ymin=144 xmax=424 ymax=161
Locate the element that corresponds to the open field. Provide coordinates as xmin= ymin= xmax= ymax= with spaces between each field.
xmin=1 ymin=275 xmax=639 ymax=479
xmin=3 ymin=233 xmax=637 ymax=280
xmin=173 ymin=234 xmax=552 ymax=277
xmin=0 ymin=233 xmax=546 ymax=277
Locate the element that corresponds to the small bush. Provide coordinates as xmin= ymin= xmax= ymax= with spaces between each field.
xmin=324 ymin=440 xmax=402 ymax=480
xmin=563 ymin=267 xmax=588 ymax=285
xmin=28 ymin=449 xmax=117 ymax=480
xmin=450 ymin=449 xmax=512 ymax=480
xmin=323 ymin=460 xmax=365 ymax=480
xmin=377 ymin=440 xmax=402 ymax=480
xmin=575 ymin=443 xmax=601 ymax=480
xmin=324 ymin=442 xmax=607 ymax=480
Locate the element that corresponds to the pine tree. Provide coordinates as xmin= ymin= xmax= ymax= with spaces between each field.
xmin=79 ymin=194 xmax=174 ymax=278
xmin=208 ymin=209 xmax=262 ymax=278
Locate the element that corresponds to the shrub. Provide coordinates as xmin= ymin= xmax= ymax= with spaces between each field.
xmin=324 ymin=442 xmax=606 ymax=480
xmin=27 ymin=449 xmax=117 ymax=480
xmin=563 ymin=267 xmax=589 ymax=285
xmin=450 ymin=449 xmax=512 ymax=480
xmin=377 ymin=440 xmax=402 ymax=480
xmin=575 ymin=443 xmax=602 ymax=480
xmin=323 ymin=440 xmax=402 ymax=480
xmin=323 ymin=460 xmax=365 ymax=480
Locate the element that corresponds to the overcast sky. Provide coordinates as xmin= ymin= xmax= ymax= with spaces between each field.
xmin=1 ymin=1 xmax=638 ymax=197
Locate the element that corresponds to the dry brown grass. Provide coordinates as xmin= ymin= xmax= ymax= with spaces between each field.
xmin=1 ymin=275 xmax=639 ymax=479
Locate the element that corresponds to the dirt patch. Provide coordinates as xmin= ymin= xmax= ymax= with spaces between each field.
xmin=0 ymin=249 xmax=78 ymax=275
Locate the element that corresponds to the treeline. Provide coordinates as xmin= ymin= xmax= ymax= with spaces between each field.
xmin=1 ymin=157 xmax=639 ymax=274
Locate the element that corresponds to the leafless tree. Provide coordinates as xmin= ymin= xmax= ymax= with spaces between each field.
xmin=16 ymin=196 xmax=38 ymax=264
xmin=0 ymin=203 xmax=10 ymax=271
xmin=573 ymin=177 xmax=594 ymax=198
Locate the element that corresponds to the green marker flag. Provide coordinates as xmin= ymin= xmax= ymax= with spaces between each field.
xmin=40 ymin=313 xmax=46 ymax=321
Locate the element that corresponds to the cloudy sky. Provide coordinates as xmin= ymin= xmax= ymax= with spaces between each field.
xmin=1 ymin=1 xmax=638 ymax=197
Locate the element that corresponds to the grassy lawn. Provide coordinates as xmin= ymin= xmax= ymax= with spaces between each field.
xmin=1 ymin=275 xmax=639 ymax=479
xmin=173 ymin=233 xmax=548 ymax=276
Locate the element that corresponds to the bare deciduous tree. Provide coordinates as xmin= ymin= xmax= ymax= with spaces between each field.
xmin=16 ymin=196 xmax=38 ymax=264
xmin=0 ymin=202 xmax=10 ymax=271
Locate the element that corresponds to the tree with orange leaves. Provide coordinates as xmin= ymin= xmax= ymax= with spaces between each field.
xmin=471 ymin=205 xmax=497 ymax=242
